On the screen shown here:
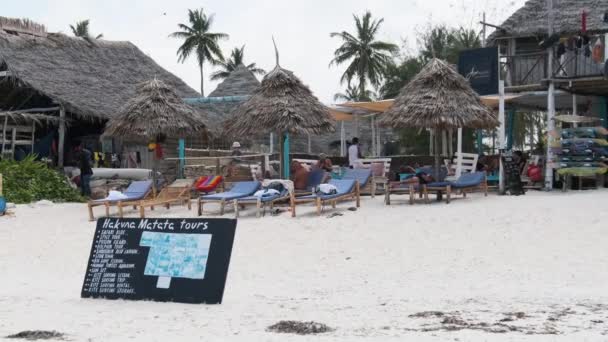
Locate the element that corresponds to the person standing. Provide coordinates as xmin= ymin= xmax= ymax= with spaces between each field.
xmin=348 ymin=137 xmax=361 ymax=168
xmin=231 ymin=142 xmax=242 ymax=156
xmin=76 ymin=142 xmax=93 ymax=197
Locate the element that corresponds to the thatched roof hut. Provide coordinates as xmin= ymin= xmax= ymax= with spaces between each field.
xmin=0 ymin=17 xmax=200 ymax=120
xmin=185 ymin=65 xmax=260 ymax=135
xmin=379 ymin=58 xmax=498 ymax=130
xmin=225 ymin=64 xmax=335 ymax=136
xmin=489 ymin=0 xmax=608 ymax=41
xmin=104 ymin=79 xmax=207 ymax=140
xmin=208 ymin=65 xmax=260 ymax=97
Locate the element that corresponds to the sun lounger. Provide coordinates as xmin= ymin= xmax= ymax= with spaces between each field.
xmin=197 ymin=181 xmax=260 ymax=216
xmin=87 ymin=180 xmax=153 ymax=221
xmin=135 ymin=179 xmax=194 ymax=218
xmin=341 ymin=168 xmax=372 ymax=195
xmin=422 ymin=172 xmax=488 ymax=204
xmin=290 ymin=179 xmax=360 ymax=217
xmin=384 ymin=181 xmax=416 ymax=205
xmin=233 ymin=189 xmax=292 ymax=218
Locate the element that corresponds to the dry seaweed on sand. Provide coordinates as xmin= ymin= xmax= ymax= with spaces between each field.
xmin=6 ymin=330 xmax=65 ymax=340
xmin=267 ymin=321 xmax=333 ymax=335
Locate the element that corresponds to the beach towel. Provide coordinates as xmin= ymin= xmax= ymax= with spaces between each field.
xmin=254 ymin=189 xmax=280 ymax=198
xmin=105 ymin=190 xmax=129 ymax=201
xmin=261 ymin=179 xmax=294 ymax=194
xmin=195 ymin=175 xmax=223 ymax=192
xmin=315 ymin=183 xmax=338 ymax=195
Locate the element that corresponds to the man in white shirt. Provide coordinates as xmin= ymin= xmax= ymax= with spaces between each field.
xmin=348 ymin=137 xmax=360 ymax=167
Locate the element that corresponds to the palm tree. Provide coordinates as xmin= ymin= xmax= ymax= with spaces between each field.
xmin=170 ymin=8 xmax=229 ymax=96
xmin=210 ymin=45 xmax=265 ymax=81
xmin=379 ymin=57 xmax=424 ymax=99
xmin=334 ymin=83 xmax=374 ymax=102
xmin=70 ymin=20 xmax=103 ymax=39
xmin=330 ymin=11 xmax=398 ymax=99
xmin=418 ymin=25 xmax=481 ymax=64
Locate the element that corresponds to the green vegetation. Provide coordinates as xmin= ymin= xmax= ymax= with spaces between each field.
xmin=0 ymin=156 xmax=83 ymax=204
xmin=170 ymin=8 xmax=229 ymax=96
xmin=70 ymin=20 xmax=103 ymax=39
xmin=211 ymin=45 xmax=265 ymax=81
xmin=330 ymin=11 xmax=398 ymax=101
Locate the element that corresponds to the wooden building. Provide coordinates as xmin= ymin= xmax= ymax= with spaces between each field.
xmin=0 ymin=17 xmax=203 ymax=170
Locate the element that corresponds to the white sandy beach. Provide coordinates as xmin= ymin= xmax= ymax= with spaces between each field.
xmin=2 ymin=190 xmax=608 ymax=341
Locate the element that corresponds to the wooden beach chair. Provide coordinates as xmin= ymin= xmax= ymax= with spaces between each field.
xmin=384 ymin=181 xmax=416 ymax=205
xmin=355 ymin=158 xmax=391 ymax=197
xmin=290 ymin=179 xmax=360 ymax=217
xmin=233 ymin=188 xmax=292 ymax=218
xmin=385 ymin=166 xmax=449 ymax=205
xmin=135 ymin=179 xmax=194 ymax=218
xmin=341 ymin=168 xmax=372 ymax=196
xmin=444 ymin=152 xmax=478 ymax=181
xmin=422 ymin=172 xmax=488 ymax=204
xmin=197 ymin=181 xmax=260 ymax=216
xmin=87 ymin=180 xmax=153 ymax=221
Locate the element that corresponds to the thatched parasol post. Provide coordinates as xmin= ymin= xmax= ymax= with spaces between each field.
xmin=104 ymin=79 xmax=207 ymax=192
xmin=283 ymin=133 xmax=290 ymax=179
xmin=223 ymin=39 xmax=334 ymax=180
xmin=433 ymin=130 xmax=441 ymax=180
xmin=379 ymin=58 xmax=498 ymax=182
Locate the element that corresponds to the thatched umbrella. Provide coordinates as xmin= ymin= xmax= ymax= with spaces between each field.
xmin=225 ymin=42 xmax=335 ymax=178
xmin=379 ymin=58 xmax=498 ymax=178
xmin=104 ymin=78 xmax=208 ymax=193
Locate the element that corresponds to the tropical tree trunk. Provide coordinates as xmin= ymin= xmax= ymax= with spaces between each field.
xmin=199 ymin=62 xmax=205 ymax=97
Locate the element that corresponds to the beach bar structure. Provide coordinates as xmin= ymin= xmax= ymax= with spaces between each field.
xmin=486 ymin=0 xmax=608 ymax=189
xmin=0 ymin=17 xmax=205 ymax=171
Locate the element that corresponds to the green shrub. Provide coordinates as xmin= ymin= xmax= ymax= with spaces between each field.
xmin=0 ymin=155 xmax=84 ymax=204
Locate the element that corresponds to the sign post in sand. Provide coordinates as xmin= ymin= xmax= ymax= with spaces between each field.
xmin=81 ymin=218 xmax=236 ymax=304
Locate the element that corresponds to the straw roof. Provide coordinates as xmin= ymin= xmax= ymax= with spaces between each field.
xmin=225 ymin=64 xmax=335 ymax=136
xmin=208 ymin=65 xmax=260 ymax=97
xmin=379 ymin=58 xmax=498 ymax=130
xmin=103 ymin=79 xmax=207 ymax=140
xmin=489 ymin=0 xmax=608 ymax=40
xmin=0 ymin=17 xmax=199 ymax=120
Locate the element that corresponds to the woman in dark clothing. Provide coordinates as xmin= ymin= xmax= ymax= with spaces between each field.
xmin=75 ymin=142 xmax=93 ymax=196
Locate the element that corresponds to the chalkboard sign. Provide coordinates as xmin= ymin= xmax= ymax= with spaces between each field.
xmin=81 ymin=218 xmax=237 ymax=304
xmin=501 ymin=154 xmax=525 ymax=196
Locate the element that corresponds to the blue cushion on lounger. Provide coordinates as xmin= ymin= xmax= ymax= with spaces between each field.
xmin=424 ymin=181 xmax=451 ymax=188
xmin=123 ymin=180 xmax=153 ymax=199
xmin=341 ymin=168 xmax=372 ymax=187
xmin=202 ymin=181 xmax=260 ymax=201
xmin=90 ymin=180 xmax=153 ymax=204
xmin=451 ymin=172 xmax=486 ymax=189
xmin=306 ymin=169 xmax=326 ymax=191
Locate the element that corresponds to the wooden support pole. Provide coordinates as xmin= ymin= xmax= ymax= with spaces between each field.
xmin=58 ymin=107 xmax=66 ymax=168
xmin=1 ymin=114 xmax=7 ymax=155
xmin=31 ymin=120 xmax=36 ymax=153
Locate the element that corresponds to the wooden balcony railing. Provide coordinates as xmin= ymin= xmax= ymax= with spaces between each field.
xmin=502 ymin=49 xmax=604 ymax=87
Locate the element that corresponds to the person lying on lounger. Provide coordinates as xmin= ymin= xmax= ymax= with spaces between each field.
xmin=391 ymin=166 xmax=434 ymax=188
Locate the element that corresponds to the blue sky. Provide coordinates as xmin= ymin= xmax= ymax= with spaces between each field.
xmin=5 ymin=0 xmax=525 ymax=102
